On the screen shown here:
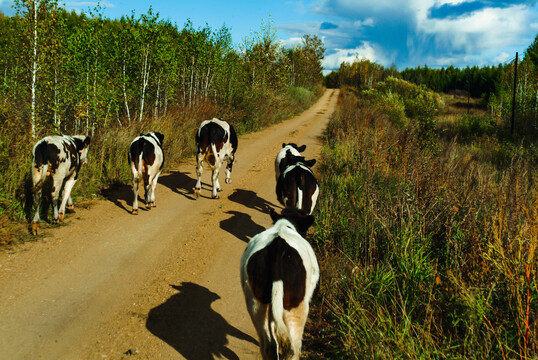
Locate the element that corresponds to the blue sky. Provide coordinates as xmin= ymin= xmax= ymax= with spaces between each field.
xmin=1 ymin=0 xmax=537 ymax=71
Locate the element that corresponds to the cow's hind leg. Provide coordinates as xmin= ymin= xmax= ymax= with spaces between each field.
xmin=194 ymin=152 xmax=204 ymax=199
xmin=31 ymin=186 xmax=43 ymax=235
xmin=58 ymin=176 xmax=77 ymax=222
xmin=143 ymin=172 xmax=151 ymax=209
xmin=284 ymin=303 xmax=309 ymax=360
xmin=50 ymin=176 xmax=63 ymax=223
xmin=247 ymin=300 xmax=275 ymax=360
xmin=132 ymin=174 xmax=139 ymax=215
xmin=149 ymin=170 xmax=161 ymax=207
xmin=66 ymin=194 xmax=75 ymax=213
xmin=211 ymin=169 xmax=220 ymax=199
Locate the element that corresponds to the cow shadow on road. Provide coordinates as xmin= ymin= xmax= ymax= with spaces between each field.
xmin=146 ymin=282 xmax=258 ymax=360
xmin=227 ymin=189 xmax=280 ymax=214
xmin=101 ymin=184 xmax=133 ymax=214
xmin=220 ymin=211 xmax=266 ymax=243
xmin=159 ymin=171 xmax=218 ymax=200
xmin=158 ymin=170 xmax=198 ymax=200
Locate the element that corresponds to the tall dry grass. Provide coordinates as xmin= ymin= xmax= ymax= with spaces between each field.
xmin=0 ymin=86 xmax=319 ymax=245
xmin=305 ymin=87 xmax=537 ymax=359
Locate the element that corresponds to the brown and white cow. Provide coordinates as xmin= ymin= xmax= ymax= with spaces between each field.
xmin=194 ymin=118 xmax=238 ymax=199
xmin=275 ymin=143 xmax=306 ymax=182
xmin=240 ymin=208 xmax=319 ymax=360
xmin=276 ymin=151 xmax=319 ymax=215
xmin=31 ymin=135 xmax=91 ymax=235
xmin=128 ymin=132 xmax=164 ymax=215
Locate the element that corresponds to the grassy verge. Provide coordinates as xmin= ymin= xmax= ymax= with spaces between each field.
xmin=0 ymin=86 xmax=320 ymax=246
xmin=305 ymin=86 xmax=537 ymax=359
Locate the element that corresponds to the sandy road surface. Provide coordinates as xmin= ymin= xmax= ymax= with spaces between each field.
xmin=0 ymin=89 xmax=339 ymax=360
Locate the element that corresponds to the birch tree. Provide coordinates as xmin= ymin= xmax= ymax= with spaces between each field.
xmin=14 ymin=0 xmax=59 ymax=138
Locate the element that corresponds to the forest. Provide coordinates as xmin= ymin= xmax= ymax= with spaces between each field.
xmin=0 ymin=0 xmax=325 ymax=237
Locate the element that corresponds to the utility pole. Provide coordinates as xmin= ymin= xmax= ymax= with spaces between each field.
xmin=511 ymin=52 xmax=518 ymax=136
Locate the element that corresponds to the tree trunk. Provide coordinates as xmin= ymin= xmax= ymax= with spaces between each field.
xmin=31 ymin=0 xmax=38 ymax=138
xmin=154 ymin=71 xmax=161 ymax=119
xmin=139 ymin=46 xmax=150 ymax=122
xmin=122 ymin=59 xmax=131 ymax=124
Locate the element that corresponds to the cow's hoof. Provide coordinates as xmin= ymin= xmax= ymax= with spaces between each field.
xmin=52 ymin=218 xmax=60 ymax=224
xmin=59 ymin=213 xmax=64 ymax=222
xmin=225 ymin=178 xmax=232 ymax=184
xmin=151 ymin=202 xmax=156 ymax=207
xmin=212 ymin=194 xmax=220 ymax=199
xmin=31 ymin=222 xmax=39 ymax=235
xmin=217 ymin=188 xmax=222 ymax=192
xmin=146 ymin=204 xmax=152 ymax=210
xmin=194 ymin=189 xmax=200 ymax=199
xmin=66 ymin=205 xmax=75 ymax=213
xmin=132 ymin=209 xmax=138 ymax=215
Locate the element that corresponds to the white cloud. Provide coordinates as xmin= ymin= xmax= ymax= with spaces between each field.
xmin=281 ymin=36 xmax=303 ymax=48
xmin=416 ymin=5 xmax=532 ymax=51
xmin=493 ymin=52 xmax=511 ymax=64
xmin=322 ymin=42 xmax=389 ymax=70
xmin=310 ymin=0 xmax=537 ymax=68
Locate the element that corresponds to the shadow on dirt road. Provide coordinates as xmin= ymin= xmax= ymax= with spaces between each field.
xmin=146 ymin=282 xmax=258 ymax=360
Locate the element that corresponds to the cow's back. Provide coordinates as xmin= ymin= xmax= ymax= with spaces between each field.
xmin=196 ymin=121 xmax=228 ymax=153
xmin=246 ymin=236 xmax=307 ymax=310
xmin=129 ymin=137 xmax=158 ymax=172
xmin=277 ymin=164 xmax=318 ymax=213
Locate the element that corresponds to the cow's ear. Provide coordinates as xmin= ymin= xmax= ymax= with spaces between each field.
xmin=297 ymin=215 xmax=315 ymax=235
xmin=297 ymin=144 xmax=306 ymax=152
xmin=84 ymin=136 xmax=91 ymax=146
xmin=305 ymin=159 xmax=316 ymax=167
xmin=282 ymin=143 xmax=287 ymax=148
xmin=155 ymin=132 xmax=164 ymax=144
xmin=270 ymin=208 xmax=280 ymax=223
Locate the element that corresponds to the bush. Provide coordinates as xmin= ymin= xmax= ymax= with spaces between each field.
xmin=307 ymin=87 xmax=538 ymax=359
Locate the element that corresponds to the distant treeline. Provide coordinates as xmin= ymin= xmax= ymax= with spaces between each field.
xmin=324 ymin=34 xmax=538 ymax=135
xmin=0 ymin=0 xmax=324 ymax=139
xmin=400 ymin=65 xmax=503 ymax=98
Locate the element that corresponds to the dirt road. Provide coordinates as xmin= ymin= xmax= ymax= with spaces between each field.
xmin=0 ymin=89 xmax=339 ymax=360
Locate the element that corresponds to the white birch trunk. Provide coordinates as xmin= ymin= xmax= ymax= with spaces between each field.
xmin=31 ymin=0 xmax=39 ymax=138
xmin=139 ymin=46 xmax=150 ymax=122
xmin=122 ymin=59 xmax=131 ymax=124
xmin=54 ymin=68 xmax=59 ymax=129
xmin=154 ymin=71 xmax=161 ymax=119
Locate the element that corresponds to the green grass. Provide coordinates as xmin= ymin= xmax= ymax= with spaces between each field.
xmin=305 ymin=86 xmax=538 ymax=359
xmin=0 ymin=86 xmax=319 ymax=245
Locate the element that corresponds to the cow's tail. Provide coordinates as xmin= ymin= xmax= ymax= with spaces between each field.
xmin=128 ymin=141 xmax=143 ymax=180
xmin=31 ymin=141 xmax=49 ymax=192
xmin=211 ymin=142 xmax=220 ymax=166
xmin=269 ymin=280 xmax=291 ymax=358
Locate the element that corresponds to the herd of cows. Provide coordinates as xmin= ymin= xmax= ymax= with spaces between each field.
xmin=29 ymin=118 xmax=321 ymax=359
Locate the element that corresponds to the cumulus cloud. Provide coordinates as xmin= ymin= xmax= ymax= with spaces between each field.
xmin=281 ymin=36 xmax=304 ymax=48
xmin=323 ymin=42 xmax=389 ymax=70
xmin=298 ymin=0 xmax=538 ymax=68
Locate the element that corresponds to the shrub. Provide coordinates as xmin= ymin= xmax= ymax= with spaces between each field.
xmin=307 ymin=87 xmax=538 ymax=359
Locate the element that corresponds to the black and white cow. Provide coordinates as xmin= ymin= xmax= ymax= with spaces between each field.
xmin=275 ymin=143 xmax=306 ymax=182
xmin=128 ymin=132 xmax=164 ymax=215
xmin=276 ymin=151 xmax=319 ymax=215
xmin=194 ymin=118 xmax=238 ymax=199
xmin=240 ymin=208 xmax=319 ymax=360
xmin=31 ymin=135 xmax=91 ymax=235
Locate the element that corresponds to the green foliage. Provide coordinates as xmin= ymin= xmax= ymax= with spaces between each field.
xmin=308 ymin=88 xmax=538 ymax=359
xmin=524 ymin=33 xmax=538 ymax=68
xmin=400 ymin=64 xmax=503 ymax=99
xmin=0 ymin=5 xmax=325 ymax=240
